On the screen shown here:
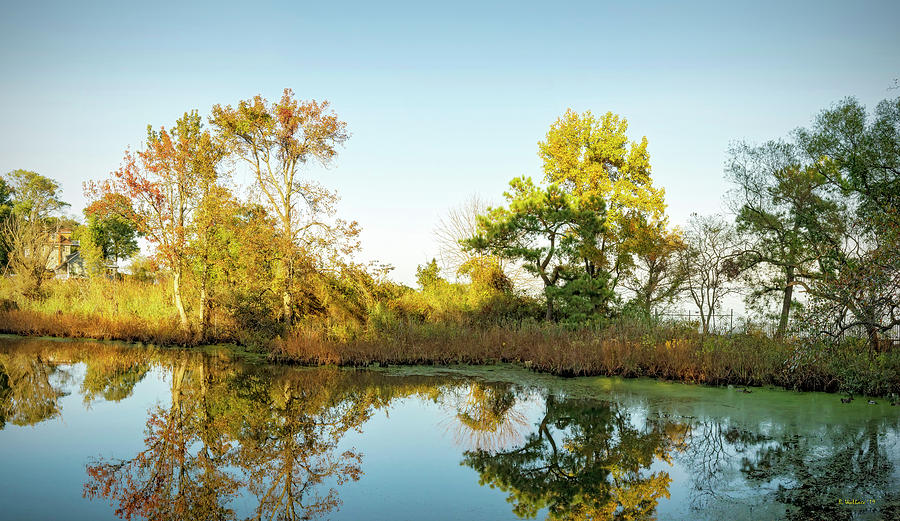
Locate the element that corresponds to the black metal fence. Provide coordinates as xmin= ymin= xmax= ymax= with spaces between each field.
xmin=654 ymin=310 xmax=737 ymax=334
xmin=653 ymin=310 xmax=900 ymax=344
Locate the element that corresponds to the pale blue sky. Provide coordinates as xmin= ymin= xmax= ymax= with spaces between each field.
xmin=2 ymin=0 xmax=898 ymax=284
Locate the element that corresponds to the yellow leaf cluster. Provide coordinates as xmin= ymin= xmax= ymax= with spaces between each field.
xmin=538 ymin=109 xmax=667 ymax=237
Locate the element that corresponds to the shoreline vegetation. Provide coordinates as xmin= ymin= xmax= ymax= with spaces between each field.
xmin=1 ymin=281 xmax=897 ymax=398
xmin=1 ymin=92 xmax=899 ymax=400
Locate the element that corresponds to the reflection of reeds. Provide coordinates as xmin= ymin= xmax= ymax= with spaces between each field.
xmin=440 ymin=383 xmax=531 ymax=454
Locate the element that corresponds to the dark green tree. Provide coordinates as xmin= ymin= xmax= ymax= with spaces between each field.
xmin=725 ymin=140 xmax=843 ymax=337
xmin=79 ymin=212 xmax=140 ymax=266
xmin=794 ymin=97 xmax=900 ymax=348
xmin=464 ymin=176 xmax=609 ymax=321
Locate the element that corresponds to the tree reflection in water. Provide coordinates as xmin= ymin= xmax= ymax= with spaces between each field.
xmin=82 ymin=358 xmax=378 ymax=521
xmin=679 ymin=417 xmax=900 ymax=520
xmin=84 ymin=356 xmax=238 ymax=520
xmin=737 ymin=423 xmax=900 ymax=520
xmin=442 ymin=382 xmax=531 ymax=453
xmin=80 ymin=353 xmax=150 ymax=405
xmin=462 ymin=395 xmax=688 ymax=520
xmin=3 ymin=339 xmax=899 ymax=521
xmin=231 ymin=368 xmax=369 ymax=520
xmin=0 ymin=349 xmax=69 ymax=428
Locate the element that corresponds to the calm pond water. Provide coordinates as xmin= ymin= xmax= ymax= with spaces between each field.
xmin=0 ymin=336 xmax=898 ymax=521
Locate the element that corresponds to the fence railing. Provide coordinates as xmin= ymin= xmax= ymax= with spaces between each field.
xmin=652 ymin=310 xmax=900 ymax=344
xmin=653 ymin=310 xmax=736 ymax=334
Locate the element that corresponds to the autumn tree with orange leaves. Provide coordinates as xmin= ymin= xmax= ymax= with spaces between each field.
xmin=211 ymin=89 xmax=355 ymax=328
xmin=89 ymin=111 xmax=221 ymax=331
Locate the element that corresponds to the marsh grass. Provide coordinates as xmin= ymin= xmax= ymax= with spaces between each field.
xmin=0 ymin=309 xmax=191 ymax=344
xmin=0 ymin=278 xmax=253 ymax=345
xmin=0 ymin=278 xmax=193 ymax=344
xmin=274 ymin=318 xmax=900 ymax=396
xmin=1 ymin=279 xmax=897 ymax=396
xmin=6 ymin=278 xmax=176 ymax=321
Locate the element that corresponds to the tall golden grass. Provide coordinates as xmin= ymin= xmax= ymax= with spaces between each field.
xmin=0 ymin=278 xmax=236 ymax=345
xmin=273 ymin=320 xmax=900 ymax=396
xmin=0 ymin=309 xmax=192 ymax=345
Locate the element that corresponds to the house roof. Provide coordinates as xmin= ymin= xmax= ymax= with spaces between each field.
xmin=53 ymin=250 xmax=82 ymax=271
xmin=47 ymin=229 xmax=77 ymax=245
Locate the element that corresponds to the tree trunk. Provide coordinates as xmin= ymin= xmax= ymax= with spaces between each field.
xmin=641 ymin=290 xmax=652 ymax=318
xmin=171 ymin=358 xmax=187 ymax=406
xmin=544 ymin=288 xmax=554 ymax=321
xmin=867 ymin=326 xmax=881 ymax=352
xmin=283 ymin=289 xmax=293 ymax=329
xmin=702 ymin=308 xmax=711 ymax=335
xmin=282 ymin=248 xmax=293 ymax=329
xmin=282 ymin=214 xmax=294 ymax=330
xmin=199 ymin=285 xmax=209 ymax=341
xmin=199 ymin=236 xmax=211 ymax=340
xmin=173 ymin=269 xmax=189 ymax=331
xmin=776 ymin=267 xmax=794 ymax=339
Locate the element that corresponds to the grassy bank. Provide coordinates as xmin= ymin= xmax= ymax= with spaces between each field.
xmin=0 ymin=308 xmax=192 ymax=345
xmin=0 ymin=278 xmax=238 ymax=345
xmin=275 ymin=320 xmax=900 ymax=397
xmin=2 ymin=305 xmax=899 ymax=397
xmin=1 ymin=278 xmax=899 ymax=397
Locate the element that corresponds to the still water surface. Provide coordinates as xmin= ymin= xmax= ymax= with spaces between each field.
xmin=0 ymin=336 xmax=898 ymax=520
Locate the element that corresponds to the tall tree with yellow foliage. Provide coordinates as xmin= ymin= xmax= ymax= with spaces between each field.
xmin=539 ymin=109 xmax=667 ymax=294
